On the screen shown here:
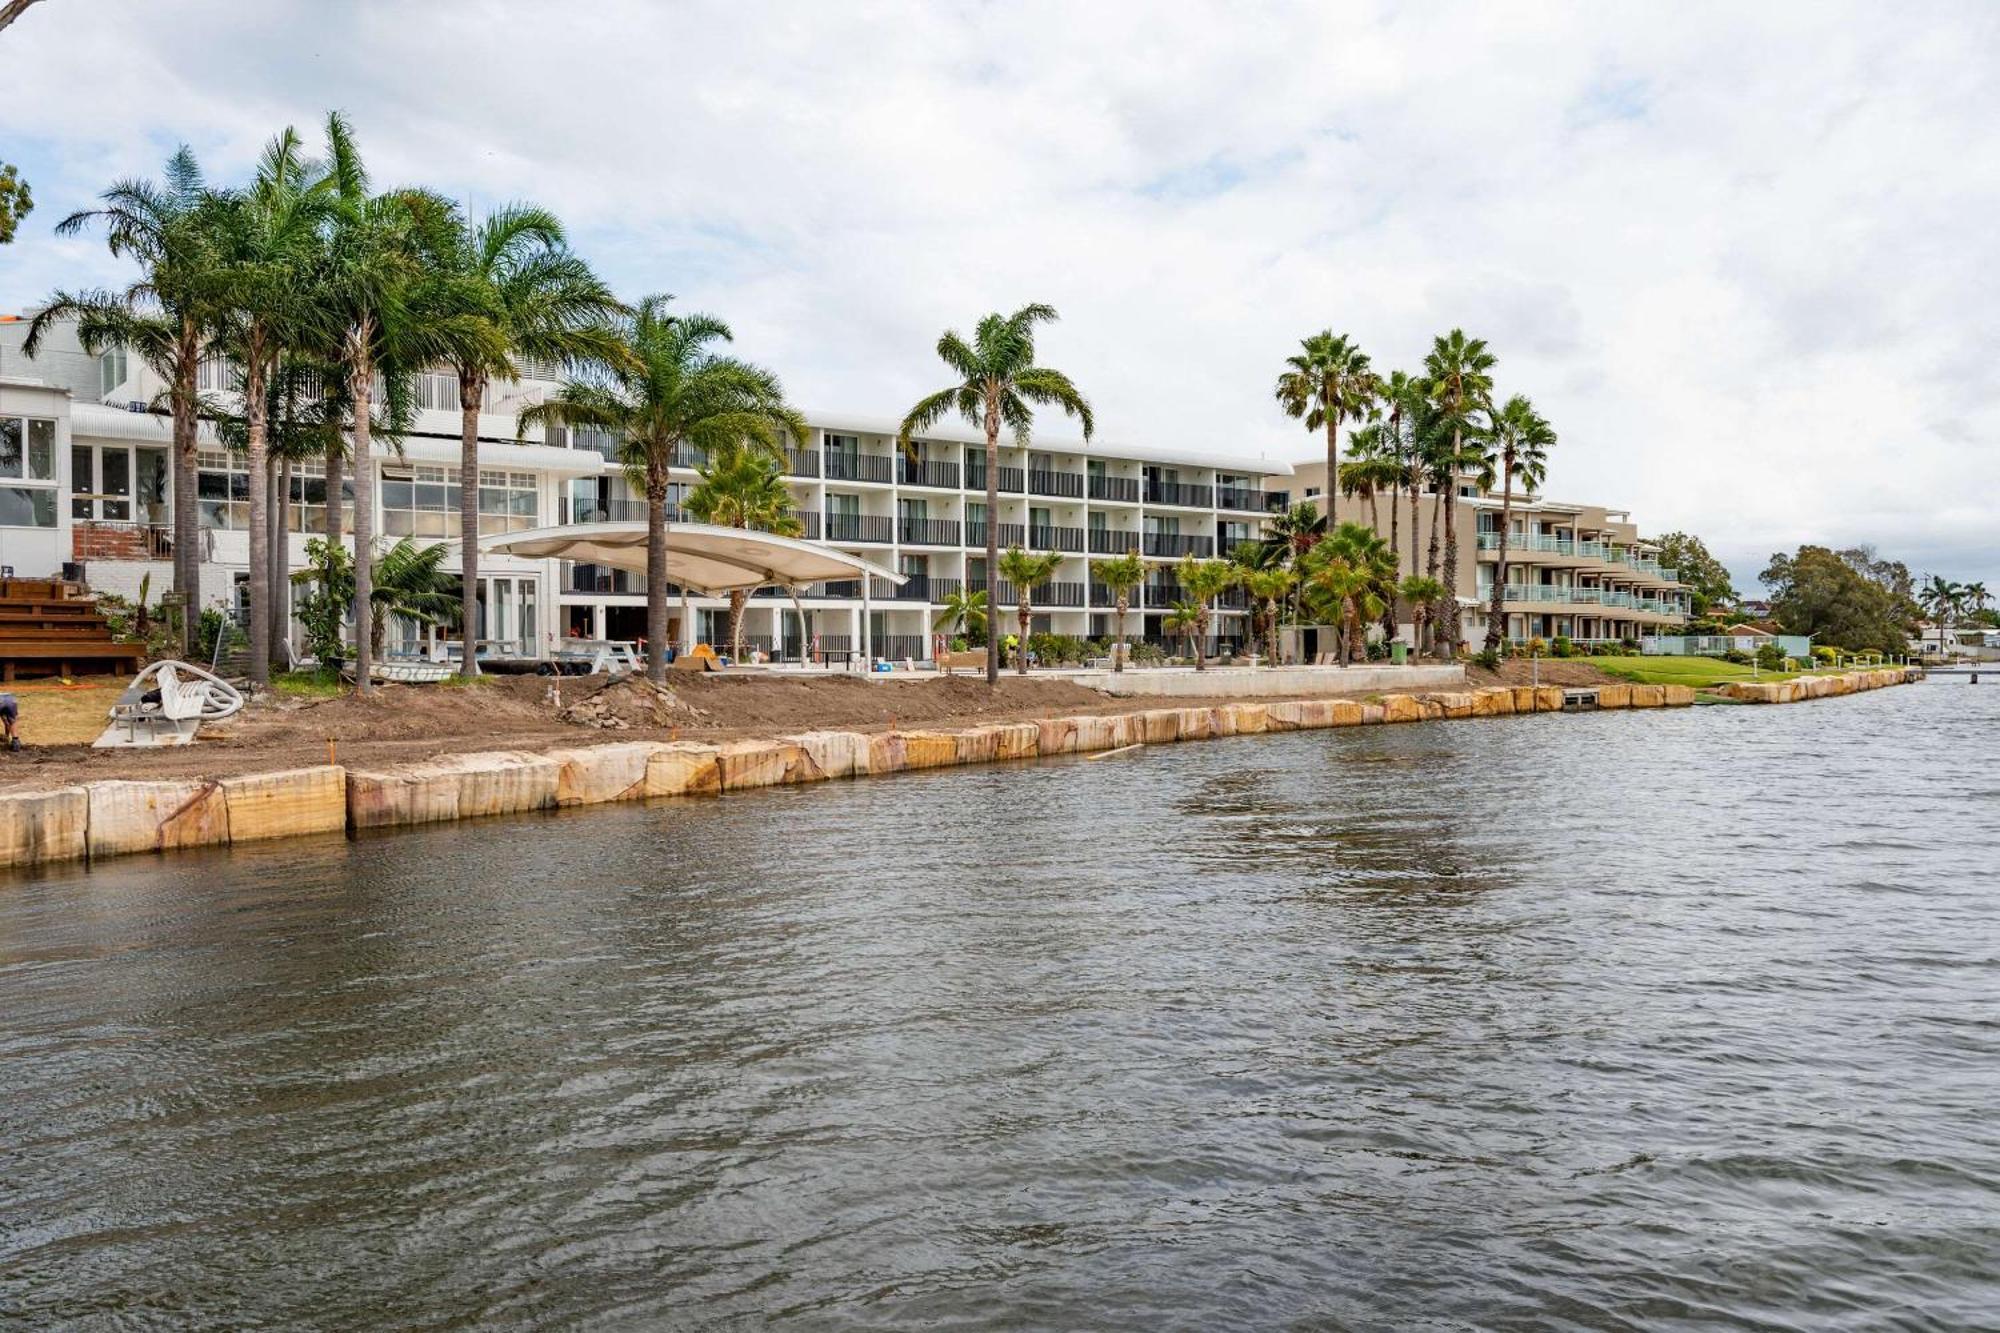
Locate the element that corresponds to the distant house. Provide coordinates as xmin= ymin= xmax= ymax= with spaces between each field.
xmin=1723 ymin=623 xmax=1774 ymax=639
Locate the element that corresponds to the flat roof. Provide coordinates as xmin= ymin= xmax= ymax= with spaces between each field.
xmin=807 ymin=408 xmax=1294 ymax=476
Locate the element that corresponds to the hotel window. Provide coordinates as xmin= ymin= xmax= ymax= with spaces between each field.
xmin=381 ymin=465 xmax=540 ymax=538
xmin=98 ymin=347 xmax=129 ymax=399
xmin=0 ymin=416 xmax=58 ymax=528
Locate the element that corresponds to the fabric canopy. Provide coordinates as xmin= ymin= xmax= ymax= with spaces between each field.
xmin=471 ymin=521 xmax=906 ymax=596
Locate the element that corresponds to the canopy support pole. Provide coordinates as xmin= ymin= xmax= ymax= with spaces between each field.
xmin=787 ymin=584 xmax=810 ymax=667
xmin=861 ymin=576 xmax=873 ymax=670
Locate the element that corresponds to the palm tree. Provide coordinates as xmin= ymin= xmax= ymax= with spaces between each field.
xmin=1304 ymin=522 xmax=1396 ymax=664
xmin=1400 ymin=575 xmax=1448 ymax=659
xmin=1163 ymin=600 xmax=1204 ymax=664
xmin=933 ymin=587 xmax=988 ymax=645
xmin=997 ymin=546 xmax=1063 ymax=674
xmin=521 ymin=296 xmax=806 ymax=683
xmin=26 ymin=146 xmax=225 ymax=653
xmin=1423 ymin=329 xmax=1496 ymax=656
xmin=1919 ymin=575 xmax=1964 ymax=656
xmin=209 ymin=128 xmax=333 ymax=684
xmin=1089 ymin=548 xmax=1144 ymax=672
xmin=368 ymin=535 xmax=460 ymax=658
xmin=420 ymin=202 xmax=625 ymax=678
xmin=1375 ymin=369 xmax=1425 ymax=576
xmin=1275 ymin=331 xmax=1376 ymax=526
xmin=898 ymin=304 xmax=1093 ymax=686
xmin=1337 ymin=447 xmax=1401 ymax=533
xmin=1481 ymin=394 xmax=1556 ymax=653
xmin=1175 ymin=555 xmax=1240 ymax=670
xmin=683 ymin=442 xmax=804 ymax=662
xmin=1240 ymin=566 xmax=1296 ymax=665
xmin=1265 ymin=500 xmax=1326 ymax=631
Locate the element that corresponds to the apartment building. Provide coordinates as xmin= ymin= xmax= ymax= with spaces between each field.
xmin=1289 ymin=459 xmax=1691 ymax=646
xmin=0 ymin=312 xmax=1291 ymax=662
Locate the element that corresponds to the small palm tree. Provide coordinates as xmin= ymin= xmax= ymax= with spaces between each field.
xmin=1089 ymin=548 xmax=1145 ymax=672
xmin=1400 ymin=575 xmax=1448 ymax=659
xmin=1163 ymin=600 xmax=1204 ymax=664
xmin=521 ymin=296 xmax=806 ymax=682
xmin=1303 ymin=523 xmax=1398 ymax=664
xmin=933 ymin=587 xmax=988 ymax=645
xmin=1240 ymin=566 xmax=1296 ymax=665
xmin=1275 ymin=330 xmax=1377 ymax=526
xmin=1423 ymin=328 xmax=1497 ymax=655
xmin=684 ymin=442 xmax=803 ymax=662
xmin=1481 ymin=394 xmax=1555 ymax=653
xmin=898 ymin=304 xmax=1093 ymax=686
xmin=369 ymin=536 xmax=461 ymax=658
xmin=1175 ymin=555 xmax=1241 ymax=670
xmin=997 ymin=546 xmax=1063 ymax=674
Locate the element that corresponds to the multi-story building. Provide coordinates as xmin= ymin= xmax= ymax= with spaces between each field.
xmin=1288 ymin=459 xmax=1691 ymax=647
xmin=1 ymin=312 xmax=1292 ymax=662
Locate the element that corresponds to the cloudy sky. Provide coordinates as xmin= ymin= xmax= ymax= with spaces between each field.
xmin=2 ymin=1 xmax=1995 ymax=592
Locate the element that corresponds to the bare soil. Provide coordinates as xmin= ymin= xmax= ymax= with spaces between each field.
xmin=0 ymin=668 xmax=1439 ymax=790
xmin=1462 ymin=659 xmax=1618 ymax=688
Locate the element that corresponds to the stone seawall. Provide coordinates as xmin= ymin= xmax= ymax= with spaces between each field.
xmin=0 ymin=668 xmax=1923 ymax=872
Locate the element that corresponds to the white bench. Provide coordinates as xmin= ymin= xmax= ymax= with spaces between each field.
xmin=96 ymin=660 xmax=244 ymax=748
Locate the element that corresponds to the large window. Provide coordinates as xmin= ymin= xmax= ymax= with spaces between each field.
xmin=197 ymin=450 xmax=354 ymax=532
xmin=381 ymin=464 xmax=539 ymax=538
xmin=0 ymin=416 xmax=58 ymax=528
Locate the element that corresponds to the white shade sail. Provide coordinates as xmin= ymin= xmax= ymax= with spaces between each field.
xmin=470 ymin=521 xmax=906 ymax=596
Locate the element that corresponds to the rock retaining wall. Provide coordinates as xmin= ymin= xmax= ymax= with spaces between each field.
xmin=0 ymin=668 xmax=1925 ymax=872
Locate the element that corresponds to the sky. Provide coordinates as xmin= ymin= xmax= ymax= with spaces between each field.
xmin=1 ymin=0 xmax=1995 ymax=595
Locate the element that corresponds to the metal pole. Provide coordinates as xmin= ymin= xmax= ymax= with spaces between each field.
xmin=861 ymin=576 xmax=873 ymax=669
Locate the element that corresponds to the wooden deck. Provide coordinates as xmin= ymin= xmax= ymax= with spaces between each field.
xmin=0 ymin=579 xmax=143 ymax=681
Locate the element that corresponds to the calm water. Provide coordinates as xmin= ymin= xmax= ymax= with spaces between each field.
xmin=3 ymin=680 xmax=1997 ymax=1329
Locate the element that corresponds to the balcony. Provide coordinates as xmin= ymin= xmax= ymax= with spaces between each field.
xmin=1028 ymin=524 xmax=1084 ymax=553
xmin=898 ymin=458 xmax=961 ymax=489
xmin=1216 ymin=533 xmax=1262 ymax=557
xmin=567 ymin=564 xmax=643 ymax=595
xmin=824 ymin=451 xmax=894 ymax=484
xmin=870 ymin=574 xmax=961 ymax=602
xmin=785 ymin=448 xmax=820 ymax=478
xmin=1216 ymin=486 xmax=1266 ymax=512
xmin=1089 ymin=474 xmax=1142 ymax=503
xmin=1088 ymin=581 xmax=1135 ymax=608
xmin=571 ymin=498 xmax=688 ymax=524
xmin=1141 ymin=580 xmax=1185 ymax=606
xmin=1264 ymin=490 xmax=1292 ymax=512
xmin=1145 ymin=479 xmax=1214 ymax=507
xmin=898 ymin=517 xmax=961 ymax=546
xmin=965 ymin=521 xmax=1028 ymax=549
xmin=969 ymin=577 xmax=1084 ymax=608
xmin=824 ymin=512 xmax=894 ymax=543
xmin=965 ymin=463 xmax=1026 ymax=493
xmin=1142 ymin=531 xmax=1214 ymax=558
xmin=1088 ymin=528 xmax=1142 ymax=555
xmin=1029 ymin=468 xmax=1084 ymax=499
xmin=72 ymin=521 xmax=174 ymax=562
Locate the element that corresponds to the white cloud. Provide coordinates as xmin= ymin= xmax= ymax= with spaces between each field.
xmin=2 ymin=0 xmax=1995 ymax=589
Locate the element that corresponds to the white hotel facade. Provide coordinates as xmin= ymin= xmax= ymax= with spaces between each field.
xmin=0 ymin=314 xmax=1292 ymax=661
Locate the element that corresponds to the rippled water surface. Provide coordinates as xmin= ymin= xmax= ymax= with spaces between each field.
xmin=4 ymin=680 xmax=1998 ymax=1329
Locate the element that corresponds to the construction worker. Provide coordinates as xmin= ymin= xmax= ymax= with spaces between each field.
xmin=0 ymin=692 xmax=18 ymax=751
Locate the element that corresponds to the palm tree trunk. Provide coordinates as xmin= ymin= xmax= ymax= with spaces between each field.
xmin=272 ymin=456 xmax=292 ymax=669
xmin=1408 ymin=481 xmax=1420 ymax=582
xmin=983 ymin=400 xmax=1001 ymax=686
xmin=347 ymin=329 xmax=376 ymax=696
xmin=1345 ymin=596 xmax=1362 ymax=665
xmin=787 ymin=586 xmax=809 ymax=665
xmin=1486 ymin=461 xmax=1512 ymax=653
xmin=244 ymin=336 xmax=271 ymax=686
xmin=324 ymin=444 xmax=343 ymax=548
xmin=1114 ymin=594 xmax=1127 ymax=673
xmin=1195 ymin=608 xmax=1208 ymax=671
xmin=727 ymin=589 xmax=747 ymax=663
xmin=457 ymin=373 xmax=484 ymax=678
xmin=1324 ymin=412 xmax=1338 ymax=526
xmin=1440 ymin=429 xmax=1462 ymax=656
xmin=170 ymin=336 xmax=201 ymax=657
xmin=645 ymin=462 xmax=670 ymax=684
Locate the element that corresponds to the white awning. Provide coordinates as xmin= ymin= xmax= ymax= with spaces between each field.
xmin=471 ymin=521 xmax=906 ymax=596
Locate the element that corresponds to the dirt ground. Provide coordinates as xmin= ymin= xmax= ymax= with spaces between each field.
xmin=1462 ymin=658 xmax=1617 ymax=689
xmin=0 ymin=667 xmax=1441 ymax=790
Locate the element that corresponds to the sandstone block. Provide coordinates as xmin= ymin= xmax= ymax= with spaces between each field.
xmin=1327 ymin=699 xmax=1365 ymax=726
xmin=1036 ymin=716 xmax=1079 ymax=755
xmin=349 ymin=750 xmax=562 ymax=829
xmin=901 ymin=731 xmax=962 ymax=769
xmin=1630 ymin=684 xmax=1665 ymax=708
xmin=1662 ymin=684 xmax=1695 ymax=707
xmin=1220 ymin=702 xmax=1268 ymax=735
xmin=1595 ymin=683 xmax=1631 ymax=709
xmin=953 ymin=727 xmax=1001 ymax=766
xmin=1176 ymin=707 xmax=1214 ymax=741
xmin=1140 ymin=709 xmax=1182 ymax=744
xmin=1434 ymin=692 xmax=1476 ymax=719
xmin=548 ymin=742 xmax=666 ymax=806
xmin=646 ymin=742 xmax=723 ymax=796
xmin=1380 ymin=694 xmax=1422 ymax=723
xmin=991 ymin=722 xmax=1040 ymax=760
xmin=1359 ymin=703 xmax=1385 ymax=725
xmin=0 ymin=787 xmax=87 ymax=868
xmin=1533 ymin=686 xmax=1566 ymax=713
xmin=87 ymin=779 xmax=231 ymax=858
xmin=222 ymin=766 xmax=347 ymax=841
xmin=790 ymin=730 xmax=871 ymax=780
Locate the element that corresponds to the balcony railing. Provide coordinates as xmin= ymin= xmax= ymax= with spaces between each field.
xmin=1029 ymin=468 xmax=1084 ymax=498
xmin=968 ymin=578 xmax=1085 ymax=608
xmin=571 ymin=499 xmax=689 ymax=524
xmin=898 ymin=458 xmax=961 ymax=488
xmin=824 ymin=451 xmax=894 ymax=483
xmin=1089 ymin=474 xmax=1142 ymax=503
xmin=1216 ymin=533 xmax=1262 ymax=556
xmin=965 ymin=463 xmax=1027 ymax=493
xmin=824 ymin=512 xmax=894 ymax=543
xmin=785 ymin=448 xmax=820 ymax=478
xmin=898 ymin=517 xmax=961 ymax=546
xmin=870 ymin=575 xmax=960 ymax=602
xmin=1088 ymin=528 xmax=1142 ymax=555
xmin=1028 ymin=524 xmax=1084 ymax=553
xmin=1216 ymin=486 xmax=1265 ymax=511
xmin=567 ymin=564 xmax=643 ymax=595
xmin=1142 ymin=580 xmax=1186 ymax=606
xmin=964 ymin=521 xmax=1027 ymax=549
xmin=1146 ymin=480 xmax=1214 ymax=507
xmin=877 ymin=634 xmax=929 ymax=662
xmin=1142 ymin=531 xmax=1214 ymax=558
xmin=1264 ymin=490 xmax=1292 ymax=512
xmin=1089 ymin=581 xmax=1136 ymax=608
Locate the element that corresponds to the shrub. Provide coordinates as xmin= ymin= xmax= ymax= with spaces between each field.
xmin=1812 ymin=646 xmax=1838 ymax=665
xmin=1551 ymin=634 xmax=1575 ymax=658
xmin=1755 ymin=642 xmax=1787 ymax=672
xmin=1722 ymin=648 xmax=1752 ymax=665
xmin=1525 ymin=636 xmax=1548 ymax=657
xmin=1473 ymin=647 xmax=1501 ymax=670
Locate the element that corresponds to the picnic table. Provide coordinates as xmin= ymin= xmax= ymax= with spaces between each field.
xmin=555 ymin=638 xmax=645 ymax=675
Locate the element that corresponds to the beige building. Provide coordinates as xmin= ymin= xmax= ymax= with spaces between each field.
xmin=1289 ymin=459 xmax=1691 ymax=647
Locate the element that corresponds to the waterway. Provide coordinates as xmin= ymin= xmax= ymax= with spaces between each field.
xmin=3 ymin=680 xmax=1996 ymax=1328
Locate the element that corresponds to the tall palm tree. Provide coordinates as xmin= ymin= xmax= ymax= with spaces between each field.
xmin=210 ymin=128 xmax=333 ymax=684
xmin=684 ymin=442 xmax=804 ymax=662
xmin=420 ymin=201 xmax=625 ymax=678
xmin=898 ymin=304 xmax=1093 ymax=685
xmin=27 ymin=146 xmax=225 ymax=653
xmin=1089 ymin=548 xmax=1144 ymax=672
xmin=1175 ymin=555 xmax=1240 ymax=671
xmin=1338 ymin=447 xmax=1401 ymax=533
xmin=522 ymin=296 xmax=806 ymax=683
xmin=1375 ymin=369 xmax=1425 ymax=576
xmin=997 ymin=546 xmax=1063 ymax=674
xmin=1481 ymin=394 xmax=1555 ymax=653
xmin=1422 ymin=329 xmax=1496 ymax=656
xmin=1265 ymin=500 xmax=1326 ymax=631
xmin=1919 ymin=575 xmax=1964 ymax=656
xmin=1275 ymin=331 xmax=1376 ymax=526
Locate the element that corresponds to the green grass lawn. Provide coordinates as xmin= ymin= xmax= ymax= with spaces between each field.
xmin=1590 ymin=656 xmax=1779 ymax=688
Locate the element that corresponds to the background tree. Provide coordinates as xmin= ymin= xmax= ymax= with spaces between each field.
xmin=1422 ymin=328 xmax=1496 ymax=656
xmin=0 ymin=162 xmax=30 ymax=245
xmin=1650 ymin=531 xmax=1738 ymax=615
xmin=1089 ymin=548 xmax=1144 ymax=672
xmin=997 ymin=546 xmax=1063 ymax=674
xmin=522 ymin=295 xmax=805 ymax=683
xmin=1163 ymin=600 xmax=1204 ymax=664
xmin=1275 ymin=330 xmax=1376 ymax=526
xmin=421 ymin=200 xmax=624 ymax=678
xmin=1917 ymin=574 xmax=1964 ymax=655
xmin=1174 ymin=556 xmax=1240 ymax=670
xmin=1760 ymin=545 xmax=1916 ymax=656
xmin=684 ymin=441 xmax=803 ymax=662
xmin=898 ymin=304 xmax=1093 ymax=686
xmin=1481 ymin=394 xmax=1554 ymax=652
